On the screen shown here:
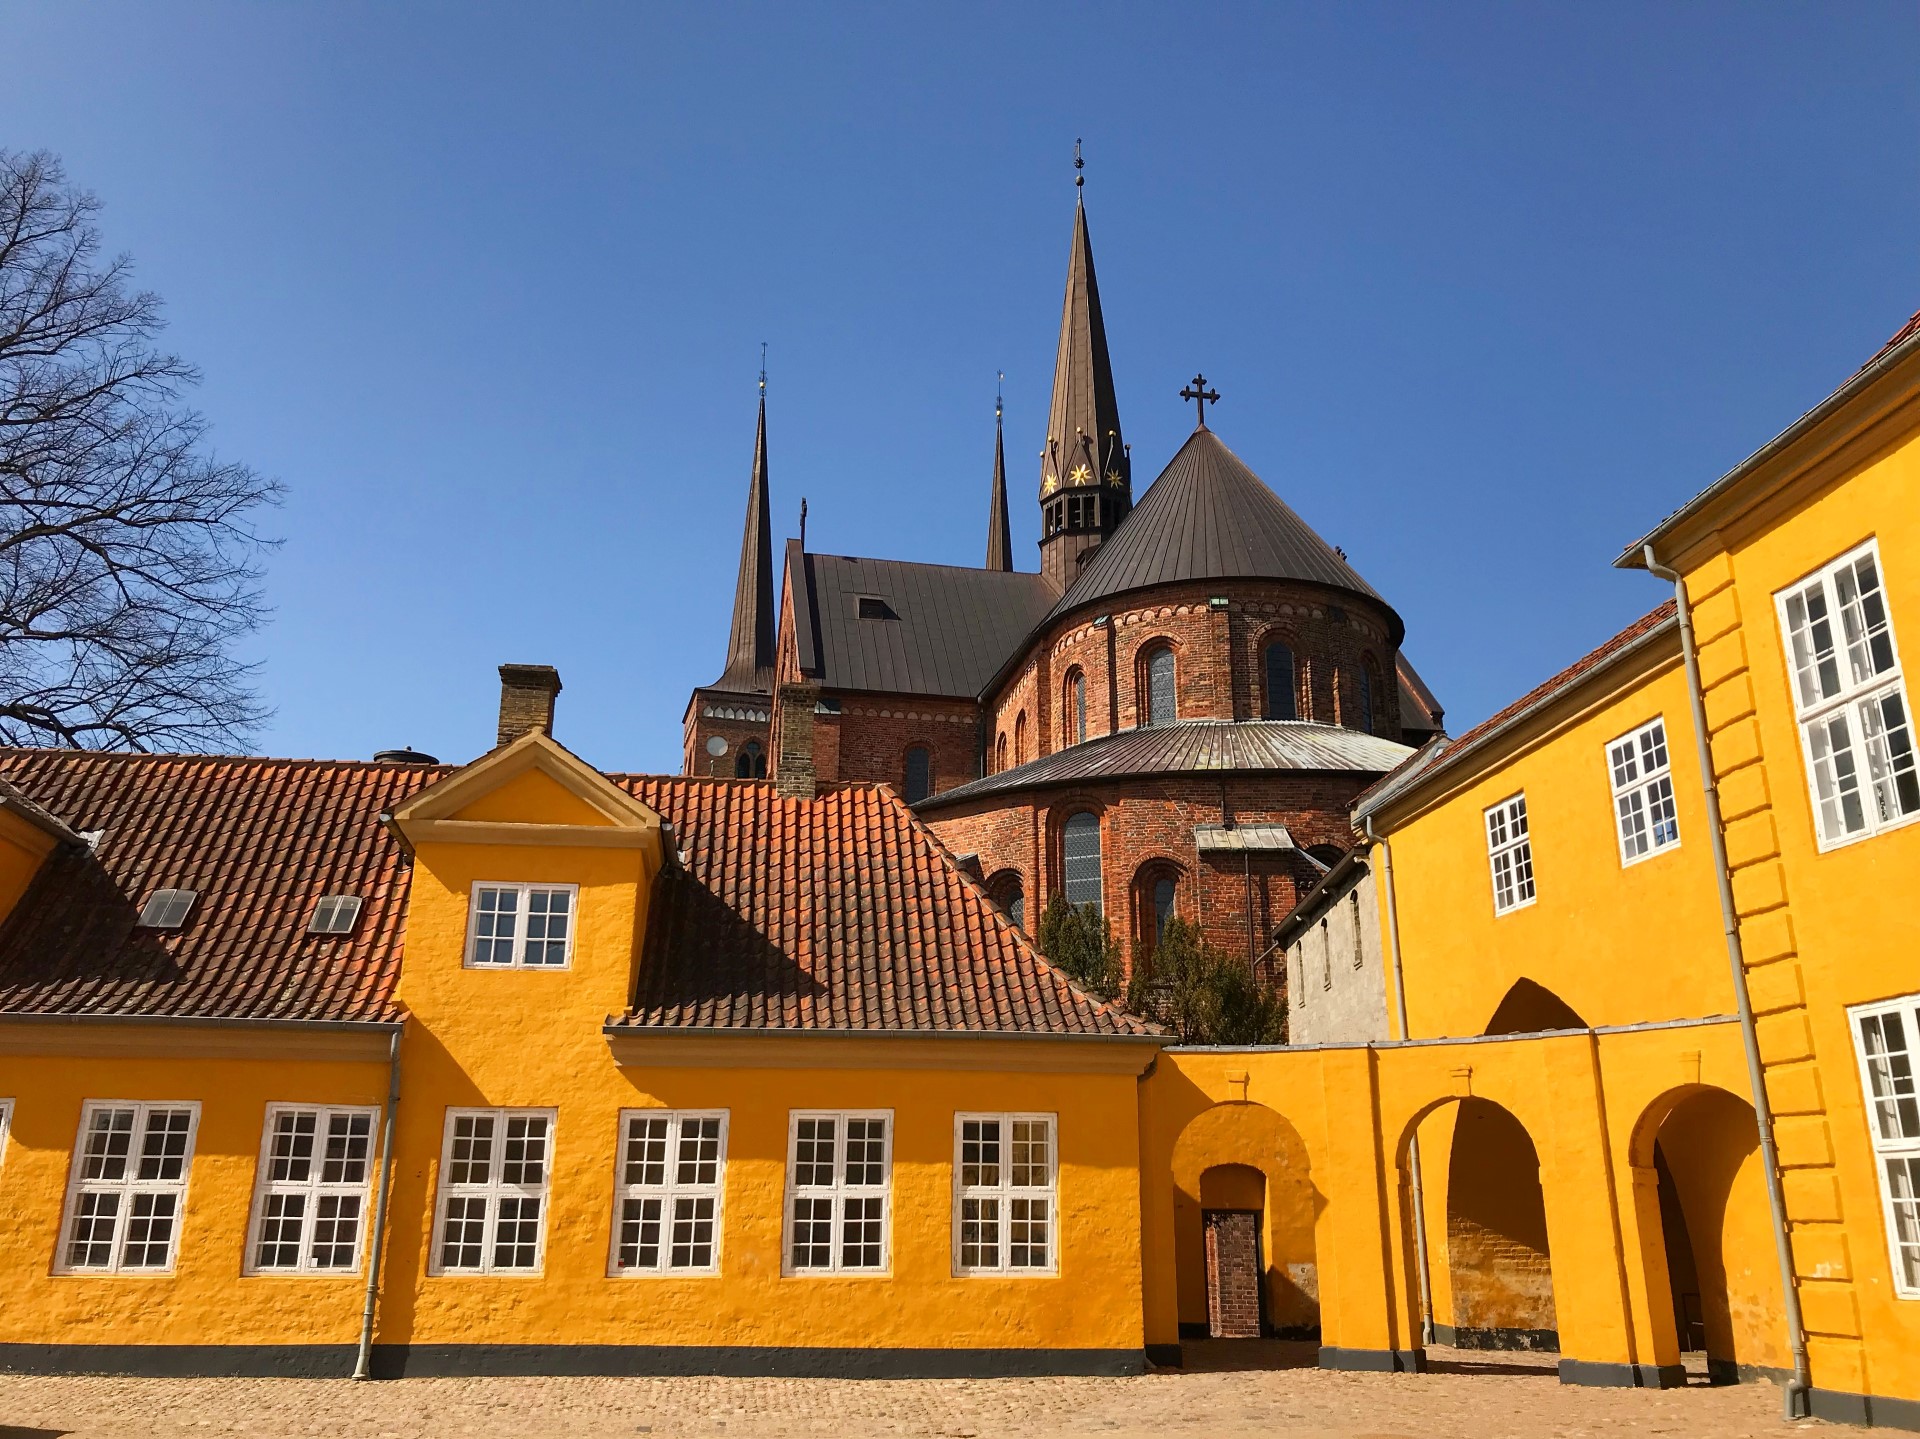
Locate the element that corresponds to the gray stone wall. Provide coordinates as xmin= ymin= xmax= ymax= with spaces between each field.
xmin=1285 ymin=857 xmax=1391 ymax=1045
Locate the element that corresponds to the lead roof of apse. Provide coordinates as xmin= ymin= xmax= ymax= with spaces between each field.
xmin=1044 ymin=426 xmax=1403 ymax=644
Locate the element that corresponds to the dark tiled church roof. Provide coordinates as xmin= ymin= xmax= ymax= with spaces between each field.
xmin=615 ymin=776 xmax=1156 ymax=1037
xmin=916 ymin=720 xmax=1412 ymax=811
xmin=0 ymin=750 xmax=442 ymax=1023
xmin=789 ymin=546 xmax=1057 ymax=699
xmin=1047 ymin=426 xmax=1403 ymax=643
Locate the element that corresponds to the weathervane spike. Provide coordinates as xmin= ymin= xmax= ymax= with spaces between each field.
xmin=996 ymin=369 xmax=1004 ymax=419
xmin=759 ymin=342 xmax=767 ymax=393
xmin=1074 ymin=138 xmax=1084 ymax=189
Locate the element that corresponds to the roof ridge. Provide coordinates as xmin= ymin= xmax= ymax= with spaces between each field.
xmin=0 ymin=747 xmax=454 ymax=773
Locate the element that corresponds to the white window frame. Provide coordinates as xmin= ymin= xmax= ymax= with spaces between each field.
xmin=608 ymin=1109 xmax=728 ymax=1277
xmin=1776 ymin=539 xmax=1919 ymax=851
xmin=1607 ymin=716 xmax=1681 ymax=866
xmin=429 ymin=1107 xmax=556 ymax=1276
xmin=0 ymin=1098 xmax=12 ymax=1171
xmin=1848 ymin=992 xmax=1920 ymax=1300
xmin=243 ymin=1104 xmax=379 ymax=1276
xmin=1484 ymin=792 xmax=1536 ymax=915
xmin=953 ymin=1113 xmax=1058 ymax=1276
xmin=56 ymin=1100 xmax=201 ymax=1275
xmin=783 ymin=1110 xmax=892 ymax=1276
xmin=463 ymin=882 xmax=578 ymax=969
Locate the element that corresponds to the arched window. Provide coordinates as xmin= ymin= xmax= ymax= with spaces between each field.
xmin=903 ymin=745 xmax=931 ymax=804
xmin=1064 ymin=669 xmax=1087 ymax=747
xmin=1356 ymin=662 xmax=1375 ymax=734
xmin=1264 ymin=643 xmax=1296 ymax=721
xmin=1062 ymin=812 xmax=1102 ymax=913
xmin=1131 ymin=860 xmax=1182 ymax=970
xmin=735 ymin=740 xmax=766 ymax=779
xmin=994 ymin=732 xmax=1008 ymax=774
xmin=1015 ymin=711 xmax=1029 ymax=766
xmin=1144 ymin=645 xmax=1176 ymax=727
xmin=987 ymin=870 xmax=1025 ymax=931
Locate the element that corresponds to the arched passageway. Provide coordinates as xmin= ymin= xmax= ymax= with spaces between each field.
xmin=1634 ymin=1085 xmax=1786 ymax=1382
xmin=1405 ymin=1096 xmax=1558 ymax=1353
xmin=1171 ymin=1104 xmax=1320 ymax=1342
xmin=1485 ymin=978 xmax=1588 ymax=1036
xmin=1444 ymin=1098 xmax=1558 ymax=1348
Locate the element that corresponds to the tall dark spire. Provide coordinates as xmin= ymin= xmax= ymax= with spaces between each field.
xmin=986 ymin=378 xmax=1012 ymax=571
xmin=716 ymin=368 xmax=775 ymax=693
xmin=1038 ymin=151 xmax=1130 ymax=593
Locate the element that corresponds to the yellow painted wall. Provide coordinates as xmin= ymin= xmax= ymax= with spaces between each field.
xmin=0 ymin=1050 xmax=388 ymax=1348
xmin=376 ymin=765 xmax=1148 ymax=1355
xmin=0 ymin=812 xmax=55 ymax=926
xmin=1668 ymin=401 xmax=1920 ymax=1403
xmin=1144 ymin=1017 xmax=1774 ymax=1377
xmin=1375 ymin=651 xmax=1736 ymax=1039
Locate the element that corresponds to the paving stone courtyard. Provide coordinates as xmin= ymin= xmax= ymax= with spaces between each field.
xmin=0 ymin=1344 xmax=1822 ymax=1439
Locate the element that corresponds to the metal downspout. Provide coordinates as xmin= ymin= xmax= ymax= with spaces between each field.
xmin=1641 ymin=543 xmax=1810 ymax=1419
xmin=353 ymin=1027 xmax=404 ymax=1381
xmin=1362 ymin=815 xmax=1435 ymax=1347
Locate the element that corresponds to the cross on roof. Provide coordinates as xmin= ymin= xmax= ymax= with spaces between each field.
xmin=1180 ymin=373 xmax=1221 ymax=427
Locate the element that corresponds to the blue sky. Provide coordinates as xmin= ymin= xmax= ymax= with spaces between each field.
xmin=3 ymin=3 xmax=1915 ymax=771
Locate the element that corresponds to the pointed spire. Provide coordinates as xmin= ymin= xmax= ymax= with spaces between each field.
xmin=986 ymin=375 xmax=1012 ymax=571
xmin=1038 ymin=147 xmax=1130 ymax=592
xmin=716 ymin=361 xmax=775 ymax=692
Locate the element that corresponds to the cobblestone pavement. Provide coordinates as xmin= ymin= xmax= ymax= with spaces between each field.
xmin=0 ymin=1345 xmax=1816 ymax=1438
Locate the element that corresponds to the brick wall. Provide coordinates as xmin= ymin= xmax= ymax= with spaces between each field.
xmin=923 ymin=770 xmax=1374 ymax=982
xmin=681 ymin=689 xmax=773 ymax=778
xmin=814 ymin=693 xmax=980 ymax=796
xmin=982 ymin=579 xmax=1401 ymax=754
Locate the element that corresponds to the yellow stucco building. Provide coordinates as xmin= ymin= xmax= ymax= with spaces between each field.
xmin=0 ymin=309 xmax=1915 ymax=1428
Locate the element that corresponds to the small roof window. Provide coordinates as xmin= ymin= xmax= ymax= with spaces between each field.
xmin=308 ymin=895 xmax=363 ymax=936
xmin=856 ymin=596 xmax=897 ymax=620
xmin=137 ymin=888 xmax=197 ymax=930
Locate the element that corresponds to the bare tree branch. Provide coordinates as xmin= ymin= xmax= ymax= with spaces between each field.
xmin=0 ymin=149 xmax=280 ymax=752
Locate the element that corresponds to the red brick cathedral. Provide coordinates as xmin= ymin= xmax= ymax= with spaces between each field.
xmin=683 ymin=187 xmax=1444 ymax=978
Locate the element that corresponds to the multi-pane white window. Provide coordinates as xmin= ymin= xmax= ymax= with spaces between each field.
xmin=0 ymin=1098 xmax=12 ymax=1171
xmin=431 ymin=1109 xmax=554 ymax=1274
xmin=1608 ymin=717 xmax=1681 ymax=865
xmin=464 ymin=883 xmax=576 ymax=968
xmin=1777 ymin=540 xmax=1919 ymax=848
xmin=58 ymin=1102 xmax=199 ymax=1273
xmin=785 ymin=1111 xmax=891 ymax=1274
xmin=1849 ymin=993 xmax=1920 ymax=1298
xmin=1484 ymin=793 xmax=1536 ymax=914
xmin=954 ymin=1114 xmax=1057 ymax=1275
xmin=611 ymin=1110 xmax=726 ymax=1275
xmin=246 ymin=1106 xmax=377 ymax=1274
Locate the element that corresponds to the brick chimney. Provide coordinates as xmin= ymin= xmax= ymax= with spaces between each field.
xmin=497 ymin=664 xmax=562 ymax=747
xmin=774 ymin=681 xmax=819 ymax=799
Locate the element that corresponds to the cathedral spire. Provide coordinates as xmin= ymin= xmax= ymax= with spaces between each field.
xmin=986 ymin=378 xmax=1012 ymax=571
xmin=1038 ymin=149 xmax=1130 ymax=593
xmin=716 ymin=366 xmax=775 ymax=693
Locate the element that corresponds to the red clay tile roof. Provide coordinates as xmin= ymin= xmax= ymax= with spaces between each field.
xmin=0 ymin=750 xmax=444 ymax=1024
xmin=1354 ymin=601 xmax=1678 ymax=820
xmin=614 ymin=777 xmax=1157 ymax=1037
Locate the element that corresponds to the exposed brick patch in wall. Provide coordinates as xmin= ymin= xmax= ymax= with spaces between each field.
xmin=1205 ymin=1209 xmax=1264 ymax=1339
xmin=814 ymin=694 xmax=980 ymax=796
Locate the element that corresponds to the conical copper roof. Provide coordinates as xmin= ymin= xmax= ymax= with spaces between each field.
xmin=1047 ymin=425 xmax=1402 ymax=643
